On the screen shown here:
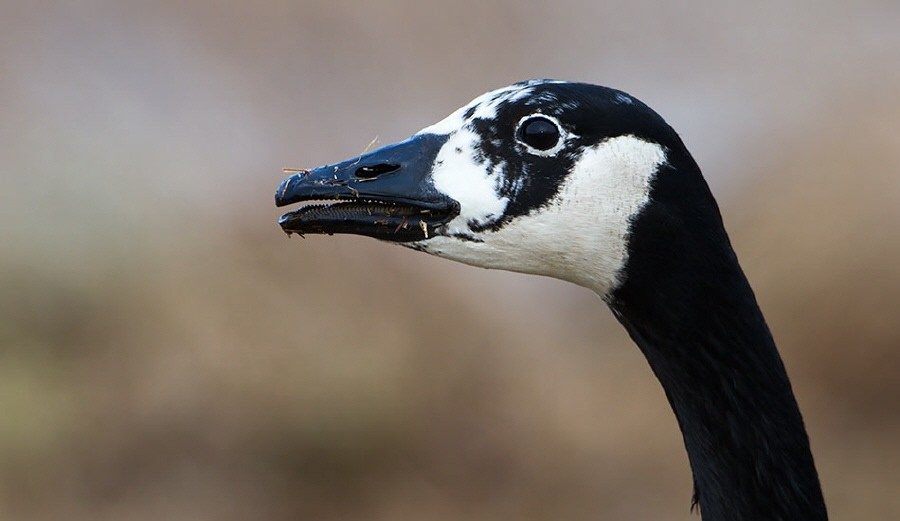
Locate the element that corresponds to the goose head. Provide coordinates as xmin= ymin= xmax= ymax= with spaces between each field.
xmin=276 ymin=80 xmax=698 ymax=296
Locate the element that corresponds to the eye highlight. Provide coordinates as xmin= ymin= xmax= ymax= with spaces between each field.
xmin=516 ymin=115 xmax=562 ymax=152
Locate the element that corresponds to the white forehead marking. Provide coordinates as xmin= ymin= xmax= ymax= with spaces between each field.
xmin=414 ymin=135 xmax=667 ymax=296
xmin=416 ymin=85 xmax=521 ymax=136
xmin=416 ymin=80 xmax=565 ymax=136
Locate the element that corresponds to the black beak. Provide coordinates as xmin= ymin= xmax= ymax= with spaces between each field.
xmin=275 ymin=133 xmax=458 ymax=241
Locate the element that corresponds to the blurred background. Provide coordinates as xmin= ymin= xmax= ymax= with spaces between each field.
xmin=2 ymin=1 xmax=899 ymax=519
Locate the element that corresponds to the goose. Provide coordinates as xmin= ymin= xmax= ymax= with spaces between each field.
xmin=274 ymin=80 xmax=828 ymax=520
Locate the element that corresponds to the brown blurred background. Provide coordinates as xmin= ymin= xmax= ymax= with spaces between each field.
xmin=2 ymin=1 xmax=899 ymax=520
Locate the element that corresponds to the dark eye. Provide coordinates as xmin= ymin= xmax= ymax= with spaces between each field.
xmin=518 ymin=116 xmax=561 ymax=151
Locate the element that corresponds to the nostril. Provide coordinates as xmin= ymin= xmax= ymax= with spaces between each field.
xmin=355 ymin=163 xmax=400 ymax=179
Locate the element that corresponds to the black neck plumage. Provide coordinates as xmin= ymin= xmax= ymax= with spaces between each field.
xmin=608 ymin=156 xmax=827 ymax=521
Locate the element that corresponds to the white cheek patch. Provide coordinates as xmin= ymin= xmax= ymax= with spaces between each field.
xmin=415 ymin=136 xmax=666 ymax=296
xmin=430 ymin=128 xmax=508 ymax=232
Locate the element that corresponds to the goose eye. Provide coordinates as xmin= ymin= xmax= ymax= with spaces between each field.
xmin=517 ymin=116 xmax=561 ymax=151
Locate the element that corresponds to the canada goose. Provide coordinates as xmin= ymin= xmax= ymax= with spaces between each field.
xmin=275 ymin=80 xmax=828 ymax=520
